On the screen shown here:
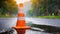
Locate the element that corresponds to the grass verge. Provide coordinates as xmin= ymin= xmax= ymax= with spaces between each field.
xmin=0 ymin=16 xmax=16 ymax=18
xmin=34 ymin=16 xmax=60 ymax=19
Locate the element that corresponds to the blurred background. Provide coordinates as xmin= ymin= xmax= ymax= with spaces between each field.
xmin=0 ymin=0 xmax=60 ymax=34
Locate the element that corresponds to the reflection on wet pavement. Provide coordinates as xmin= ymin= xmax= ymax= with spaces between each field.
xmin=26 ymin=30 xmax=60 ymax=34
xmin=26 ymin=30 xmax=52 ymax=34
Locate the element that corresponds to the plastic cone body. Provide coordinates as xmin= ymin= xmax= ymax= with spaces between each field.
xmin=16 ymin=3 xmax=26 ymax=27
xmin=13 ymin=3 xmax=31 ymax=34
xmin=16 ymin=13 xmax=26 ymax=27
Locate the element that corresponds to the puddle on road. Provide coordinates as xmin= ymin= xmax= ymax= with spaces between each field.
xmin=26 ymin=24 xmax=60 ymax=34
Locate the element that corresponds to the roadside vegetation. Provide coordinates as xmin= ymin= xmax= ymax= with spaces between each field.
xmin=0 ymin=0 xmax=18 ymax=17
xmin=27 ymin=0 xmax=60 ymax=19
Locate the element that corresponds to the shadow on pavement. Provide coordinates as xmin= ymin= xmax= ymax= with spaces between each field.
xmin=31 ymin=24 xmax=60 ymax=33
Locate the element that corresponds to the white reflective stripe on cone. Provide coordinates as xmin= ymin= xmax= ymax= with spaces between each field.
xmin=18 ymin=9 xmax=24 ymax=13
xmin=19 ymin=8 xmax=24 ymax=10
xmin=18 ymin=11 xmax=24 ymax=13
xmin=19 ymin=8 xmax=23 ymax=11
xmin=17 ymin=17 xmax=25 ymax=20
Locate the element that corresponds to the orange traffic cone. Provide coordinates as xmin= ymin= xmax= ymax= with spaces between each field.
xmin=13 ymin=3 xmax=31 ymax=34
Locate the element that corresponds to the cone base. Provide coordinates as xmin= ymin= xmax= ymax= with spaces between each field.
xmin=15 ymin=29 xmax=26 ymax=34
xmin=13 ymin=26 xmax=31 ymax=34
xmin=13 ymin=26 xmax=31 ymax=30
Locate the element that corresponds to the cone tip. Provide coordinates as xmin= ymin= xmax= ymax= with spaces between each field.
xmin=19 ymin=3 xmax=24 ymax=7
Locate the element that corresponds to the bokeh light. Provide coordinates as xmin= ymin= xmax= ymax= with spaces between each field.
xmin=15 ymin=0 xmax=30 ymax=4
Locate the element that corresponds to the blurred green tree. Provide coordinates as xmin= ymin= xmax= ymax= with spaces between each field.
xmin=30 ymin=0 xmax=60 ymax=16
xmin=0 ymin=0 xmax=18 ymax=16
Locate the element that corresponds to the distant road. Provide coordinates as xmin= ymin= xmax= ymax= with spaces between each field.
xmin=25 ymin=17 xmax=60 ymax=27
